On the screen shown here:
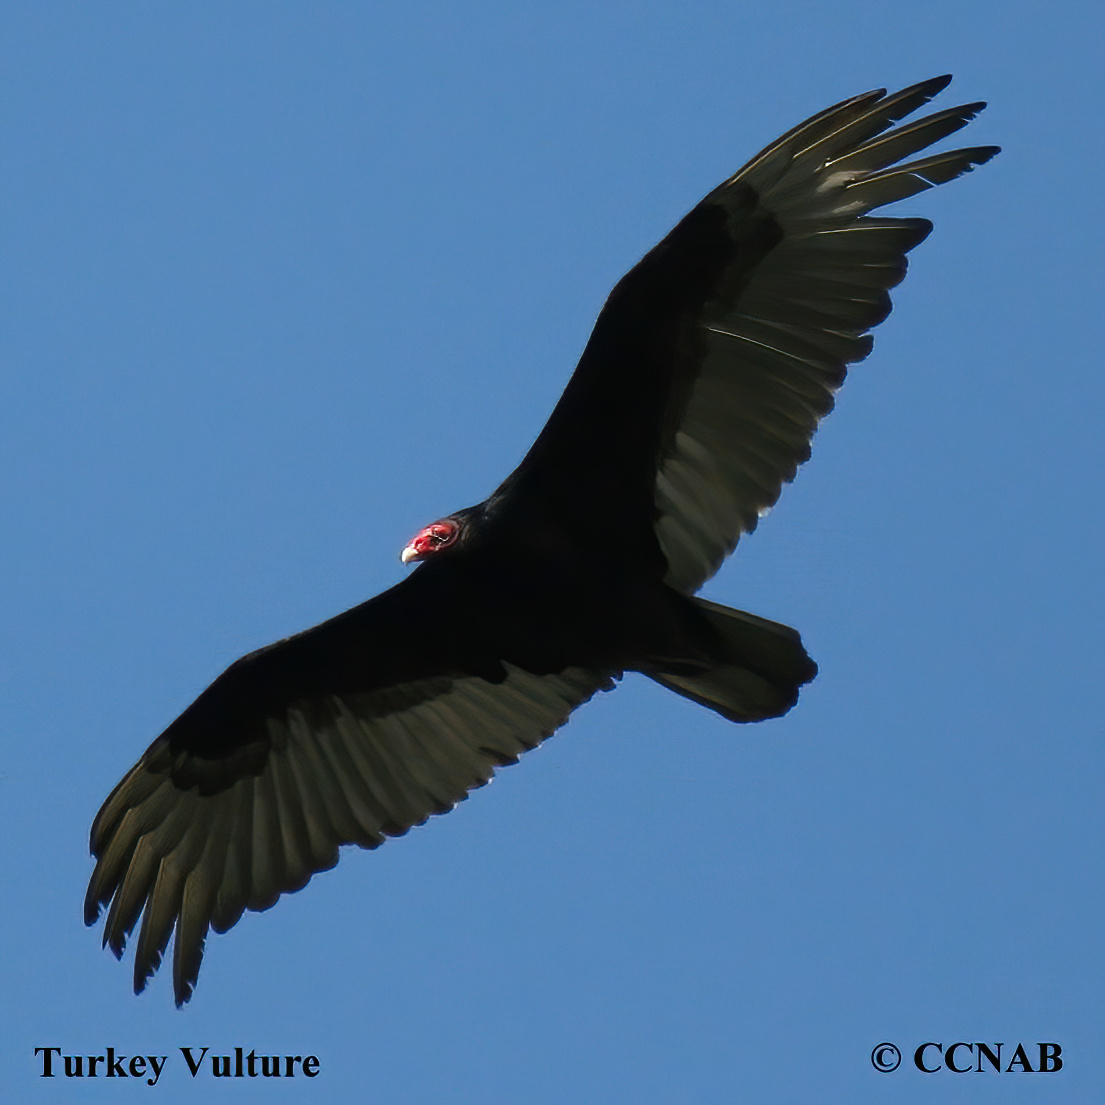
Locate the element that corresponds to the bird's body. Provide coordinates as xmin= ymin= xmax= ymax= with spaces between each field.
xmin=86 ymin=76 xmax=997 ymax=1004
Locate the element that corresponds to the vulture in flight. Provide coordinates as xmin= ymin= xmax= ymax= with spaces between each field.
xmin=86 ymin=76 xmax=997 ymax=1005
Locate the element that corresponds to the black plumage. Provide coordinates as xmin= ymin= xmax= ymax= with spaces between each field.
xmin=86 ymin=76 xmax=997 ymax=1005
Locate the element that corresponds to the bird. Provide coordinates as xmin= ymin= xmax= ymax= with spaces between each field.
xmin=86 ymin=75 xmax=997 ymax=1006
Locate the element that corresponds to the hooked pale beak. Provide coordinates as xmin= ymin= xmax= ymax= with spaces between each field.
xmin=400 ymin=544 xmax=420 ymax=565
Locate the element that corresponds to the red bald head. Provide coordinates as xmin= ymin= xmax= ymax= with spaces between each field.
xmin=401 ymin=519 xmax=461 ymax=564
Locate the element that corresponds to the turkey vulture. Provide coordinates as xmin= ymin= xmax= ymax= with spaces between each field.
xmin=86 ymin=75 xmax=997 ymax=1005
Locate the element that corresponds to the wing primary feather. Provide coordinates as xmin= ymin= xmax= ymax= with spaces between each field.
xmin=133 ymin=799 xmax=206 ymax=994
xmin=783 ymin=79 xmax=963 ymax=176
xmin=86 ymin=776 xmax=174 ymax=927
xmin=102 ymin=787 xmax=197 ymax=958
xmin=89 ymin=766 xmax=166 ymax=861
xmin=827 ymin=103 xmax=986 ymax=174
xmin=172 ymin=795 xmax=233 ymax=1006
xmin=731 ymin=76 xmax=952 ymax=195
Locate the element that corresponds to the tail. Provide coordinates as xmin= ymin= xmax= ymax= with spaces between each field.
xmin=646 ymin=597 xmax=817 ymax=723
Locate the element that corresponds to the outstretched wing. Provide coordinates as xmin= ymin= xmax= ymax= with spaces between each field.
xmin=86 ymin=571 xmax=610 ymax=1006
xmin=493 ymin=76 xmax=998 ymax=592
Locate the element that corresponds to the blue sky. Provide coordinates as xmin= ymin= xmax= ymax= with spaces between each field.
xmin=3 ymin=2 xmax=1103 ymax=1102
